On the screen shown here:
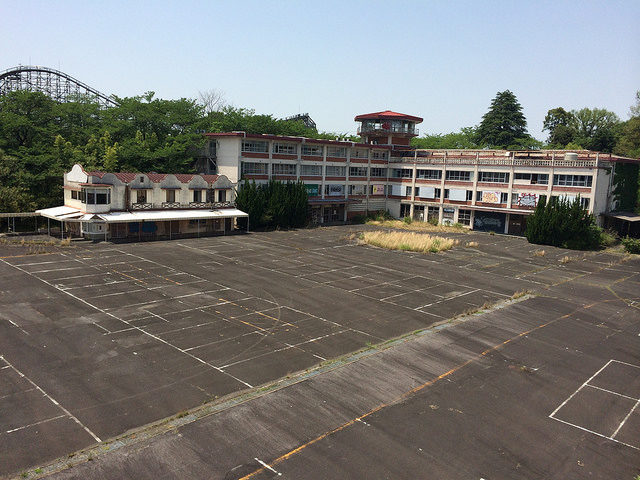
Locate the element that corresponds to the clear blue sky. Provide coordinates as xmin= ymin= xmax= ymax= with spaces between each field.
xmin=2 ymin=0 xmax=639 ymax=140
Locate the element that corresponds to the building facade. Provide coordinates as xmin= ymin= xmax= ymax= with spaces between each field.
xmin=203 ymin=110 xmax=635 ymax=233
xmin=37 ymin=164 xmax=247 ymax=241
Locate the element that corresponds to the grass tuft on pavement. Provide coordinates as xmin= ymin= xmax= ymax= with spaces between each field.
xmin=361 ymin=230 xmax=459 ymax=253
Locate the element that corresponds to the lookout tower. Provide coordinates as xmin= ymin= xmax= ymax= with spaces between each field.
xmin=355 ymin=110 xmax=423 ymax=146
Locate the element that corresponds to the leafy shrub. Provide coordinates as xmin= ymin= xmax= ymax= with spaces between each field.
xmin=622 ymin=236 xmax=640 ymax=254
xmin=525 ymin=196 xmax=601 ymax=250
xmin=427 ymin=217 xmax=439 ymax=226
xmin=402 ymin=216 xmax=413 ymax=225
xmin=599 ymin=230 xmax=618 ymax=248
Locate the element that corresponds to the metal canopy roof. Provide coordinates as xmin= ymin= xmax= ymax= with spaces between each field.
xmin=36 ymin=206 xmax=248 ymax=223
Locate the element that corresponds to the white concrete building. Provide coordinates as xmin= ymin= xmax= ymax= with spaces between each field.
xmin=205 ymin=128 xmax=635 ymax=233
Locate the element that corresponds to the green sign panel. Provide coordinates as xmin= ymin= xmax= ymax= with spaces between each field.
xmin=305 ymin=184 xmax=319 ymax=197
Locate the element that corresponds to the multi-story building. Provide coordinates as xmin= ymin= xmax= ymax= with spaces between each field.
xmin=204 ymin=110 xmax=637 ymax=233
xmin=206 ymin=132 xmax=394 ymax=224
xmin=37 ymin=164 xmax=247 ymax=240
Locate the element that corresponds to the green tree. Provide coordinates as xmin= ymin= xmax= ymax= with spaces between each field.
xmin=412 ymin=127 xmax=479 ymax=149
xmin=571 ymin=108 xmax=621 ymax=152
xmin=476 ymin=90 xmax=531 ymax=149
xmin=235 ymin=180 xmax=308 ymax=229
xmin=615 ymin=91 xmax=640 ymax=159
xmin=0 ymin=90 xmax=56 ymax=149
xmin=543 ymin=107 xmax=577 ymax=147
xmin=630 ymin=90 xmax=640 ymax=117
xmin=0 ymin=150 xmax=36 ymax=212
xmin=525 ymin=196 xmax=601 ymax=250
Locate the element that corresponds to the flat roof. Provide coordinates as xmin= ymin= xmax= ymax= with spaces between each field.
xmin=97 ymin=208 xmax=248 ymax=223
xmin=604 ymin=212 xmax=640 ymax=222
xmin=204 ymin=132 xmax=394 ymax=149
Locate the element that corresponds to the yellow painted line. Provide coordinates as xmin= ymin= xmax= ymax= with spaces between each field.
xmin=218 ymin=298 xmax=295 ymax=328
xmin=238 ymin=306 xmax=585 ymax=480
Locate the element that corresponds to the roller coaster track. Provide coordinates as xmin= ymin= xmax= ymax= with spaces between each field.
xmin=0 ymin=65 xmax=118 ymax=107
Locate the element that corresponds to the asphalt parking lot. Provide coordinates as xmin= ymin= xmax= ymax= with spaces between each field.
xmin=0 ymin=226 xmax=638 ymax=479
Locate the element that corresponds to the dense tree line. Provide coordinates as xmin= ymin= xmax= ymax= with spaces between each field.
xmin=235 ymin=180 xmax=308 ymax=229
xmin=0 ymin=91 xmax=348 ymax=211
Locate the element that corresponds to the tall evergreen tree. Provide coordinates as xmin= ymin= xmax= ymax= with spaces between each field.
xmin=476 ymin=90 xmax=529 ymax=149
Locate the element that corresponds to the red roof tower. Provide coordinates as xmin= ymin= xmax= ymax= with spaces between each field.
xmin=355 ymin=110 xmax=423 ymax=146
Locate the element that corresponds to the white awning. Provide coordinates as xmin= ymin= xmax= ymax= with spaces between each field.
xmin=35 ymin=206 xmax=248 ymax=223
xmin=36 ymin=206 xmax=83 ymax=221
xmin=96 ymin=208 xmax=248 ymax=223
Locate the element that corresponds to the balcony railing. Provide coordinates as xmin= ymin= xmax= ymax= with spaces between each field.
xmin=358 ymin=125 xmax=419 ymax=136
xmin=131 ymin=202 xmax=234 ymax=210
xmin=132 ymin=202 xmax=152 ymax=210
xmin=389 ymin=150 xmax=604 ymax=168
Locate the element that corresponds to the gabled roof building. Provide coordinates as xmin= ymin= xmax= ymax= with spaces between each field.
xmin=37 ymin=164 xmax=247 ymax=241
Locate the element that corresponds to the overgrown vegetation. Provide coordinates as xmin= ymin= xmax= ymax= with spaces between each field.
xmin=599 ymin=230 xmax=619 ymax=248
xmin=366 ymin=217 xmax=468 ymax=234
xmin=235 ymin=179 xmax=308 ymax=229
xmin=622 ymin=236 xmax=640 ymax=254
xmin=525 ymin=196 xmax=602 ymax=250
xmin=360 ymin=231 xmax=459 ymax=253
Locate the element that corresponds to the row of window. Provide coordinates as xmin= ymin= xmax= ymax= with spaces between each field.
xmin=73 ymin=188 xmax=111 ymax=205
xmin=398 ymin=190 xmax=591 ymax=209
xmin=72 ymin=188 xmax=228 ymax=205
xmin=514 ymin=173 xmax=549 ymax=184
xmin=241 ymin=162 xmax=388 ymax=178
xmin=392 ymin=169 xmax=474 ymax=181
xmin=134 ymin=189 xmax=226 ymax=204
xmin=553 ymin=174 xmax=593 ymax=187
xmin=391 ymin=170 xmax=592 ymax=187
xmin=323 ymin=184 xmax=389 ymax=196
xmin=241 ymin=140 xmax=388 ymax=159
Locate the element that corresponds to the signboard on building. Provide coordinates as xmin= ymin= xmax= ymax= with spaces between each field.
xmin=419 ymin=186 xmax=435 ymax=199
xmin=448 ymin=189 xmax=466 ymax=201
xmin=481 ymin=191 xmax=501 ymax=204
xmin=517 ymin=193 xmax=537 ymax=207
xmin=327 ymin=184 xmax=345 ymax=196
xmin=305 ymin=184 xmax=319 ymax=197
xmin=442 ymin=207 xmax=455 ymax=225
xmin=372 ymin=184 xmax=385 ymax=195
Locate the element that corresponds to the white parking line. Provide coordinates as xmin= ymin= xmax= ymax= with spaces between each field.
xmin=6 ymin=414 xmax=67 ymax=434
xmin=549 ymin=359 xmax=640 ymax=450
xmin=549 ymin=360 xmax=613 ymax=418
xmin=0 ymin=356 xmax=101 ymax=442
xmin=1 ymin=257 xmax=254 ymax=391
